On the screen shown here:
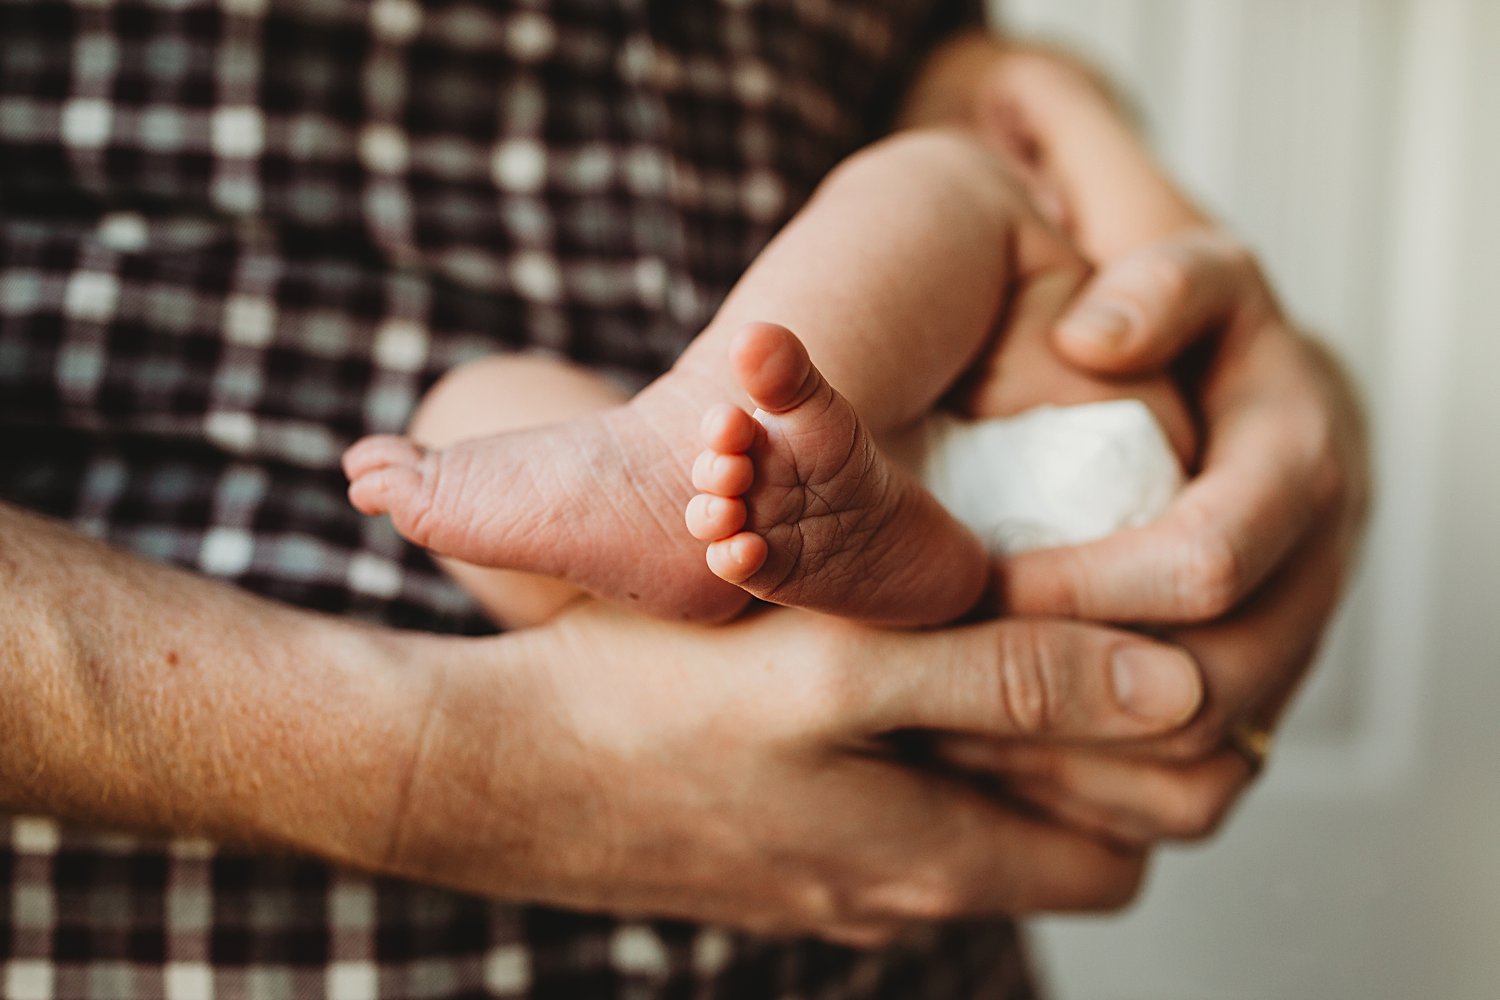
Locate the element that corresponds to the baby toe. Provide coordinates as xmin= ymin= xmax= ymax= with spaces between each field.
xmin=692 ymin=449 xmax=755 ymax=496
xmin=700 ymin=404 xmax=759 ymax=453
xmin=342 ymin=435 xmax=424 ymax=479
xmin=685 ymin=493 xmax=747 ymax=541
xmin=706 ymin=532 xmax=769 ymax=585
xmin=347 ymin=463 xmax=424 ymax=516
xmin=729 ymin=322 xmax=816 ymax=414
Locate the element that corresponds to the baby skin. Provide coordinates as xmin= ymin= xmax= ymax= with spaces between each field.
xmin=345 ymin=129 xmax=1195 ymax=627
xmin=683 ymin=321 xmax=991 ymax=622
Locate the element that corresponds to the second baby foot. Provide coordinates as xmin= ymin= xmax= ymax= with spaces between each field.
xmin=683 ymin=323 xmax=989 ymax=626
xmin=344 ymin=403 xmax=752 ymax=623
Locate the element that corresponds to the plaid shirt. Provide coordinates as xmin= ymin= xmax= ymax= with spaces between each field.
xmin=0 ymin=0 xmax=1037 ymax=996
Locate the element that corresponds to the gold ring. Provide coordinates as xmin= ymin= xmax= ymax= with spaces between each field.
xmin=1226 ymin=721 xmax=1274 ymax=775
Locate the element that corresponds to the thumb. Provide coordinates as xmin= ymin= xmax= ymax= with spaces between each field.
xmin=1054 ymin=231 xmax=1268 ymax=375
xmin=860 ymin=618 xmax=1203 ymax=741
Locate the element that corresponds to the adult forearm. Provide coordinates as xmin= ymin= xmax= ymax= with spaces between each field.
xmin=0 ymin=501 xmax=435 ymax=867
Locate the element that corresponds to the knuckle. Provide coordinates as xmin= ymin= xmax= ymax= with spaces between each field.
xmin=824 ymin=924 xmax=901 ymax=950
xmin=995 ymin=621 xmax=1063 ymax=736
xmin=1122 ymin=250 xmax=1194 ymax=311
xmin=1297 ymin=411 xmax=1349 ymax=514
xmin=1213 ymin=234 xmax=1258 ymax=274
xmin=785 ymin=874 xmax=845 ymax=928
xmin=1065 ymin=851 xmax=1150 ymax=914
xmin=862 ymin=873 xmax=963 ymax=923
xmin=782 ymin=623 xmax=866 ymax=726
xmin=1308 ymin=453 xmax=1346 ymax=516
xmin=1174 ymin=527 xmax=1246 ymax=618
xmin=1190 ymin=228 xmax=1257 ymax=276
xmin=1161 ymin=784 xmax=1233 ymax=841
xmin=1099 ymin=857 xmax=1149 ymax=910
xmin=1160 ymin=717 xmax=1231 ymax=762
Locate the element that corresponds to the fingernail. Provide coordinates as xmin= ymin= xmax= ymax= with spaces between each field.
xmin=1062 ymin=302 xmax=1131 ymax=348
xmin=1111 ymin=646 xmax=1202 ymax=724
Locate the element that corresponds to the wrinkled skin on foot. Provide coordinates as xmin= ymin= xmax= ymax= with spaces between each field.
xmin=686 ymin=323 xmax=990 ymax=625
xmin=345 ymin=390 xmax=753 ymax=624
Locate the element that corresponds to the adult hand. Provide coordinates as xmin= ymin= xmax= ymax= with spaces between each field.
xmin=958 ymin=230 xmax=1369 ymax=846
xmin=906 ymin=40 xmax=1371 ymax=847
xmin=380 ymin=600 xmax=1207 ymax=945
xmin=0 ymin=503 xmax=1198 ymax=942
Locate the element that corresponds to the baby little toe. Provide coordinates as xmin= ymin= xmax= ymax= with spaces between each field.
xmin=706 ymin=532 xmax=769 ymax=584
xmin=347 ymin=463 xmax=425 ymax=517
xmin=342 ymin=435 xmax=424 ymax=479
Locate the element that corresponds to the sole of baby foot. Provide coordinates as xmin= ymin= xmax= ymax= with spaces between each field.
xmin=684 ymin=322 xmax=988 ymax=626
xmin=343 ymin=409 xmax=752 ymax=624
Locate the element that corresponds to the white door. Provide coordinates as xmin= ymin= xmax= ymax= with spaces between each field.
xmin=993 ymin=1 xmax=1500 ymax=997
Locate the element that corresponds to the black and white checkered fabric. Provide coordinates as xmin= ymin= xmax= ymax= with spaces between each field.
xmin=0 ymin=0 xmax=1037 ymax=996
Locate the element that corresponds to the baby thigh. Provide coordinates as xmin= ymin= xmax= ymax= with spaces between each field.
xmin=410 ymin=353 xmax=631 ymax=628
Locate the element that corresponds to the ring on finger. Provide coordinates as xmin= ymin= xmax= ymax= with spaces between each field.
xmin=1225 ymin=721 xmax=1274 ymax=776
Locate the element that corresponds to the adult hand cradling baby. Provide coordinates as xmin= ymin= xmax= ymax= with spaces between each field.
xmin=972 ymin=231 xmax=1369 ymax=845
xmin=878 ymin=36 xmax=1369 ymax=848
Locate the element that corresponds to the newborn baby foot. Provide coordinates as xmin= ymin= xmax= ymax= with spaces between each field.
xmin=684 ymin=323 xmax=989 ymax=625
xmin=344 ymin=405 xmax=751 ymax=623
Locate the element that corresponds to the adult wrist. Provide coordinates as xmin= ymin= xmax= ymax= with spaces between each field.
xmin=369 ymin=626 xmax=566 ymax=904
xmin=269 ymin=624 xmax=468 ymax=877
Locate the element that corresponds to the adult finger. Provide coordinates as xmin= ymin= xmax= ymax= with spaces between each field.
xmin=1052 ymin=229 xmax=1276 ymax=376
xmin=835 ymin=756 xmax=1150 ymax=916
xmin=1151 ymin=491 xmax=1356 ymax=760
xmin=1000 ymin=331 xmax=1337 ymax=624
xmin=854 ymin=617 xmax=1203 ymax=742
xmin=942 ymin=800 xmax=1150 ymax=914
xmin=996 ymin=750 xmax=1253 ymax=846
xmin=1011 ymin=494 xmax=1349 ymax=763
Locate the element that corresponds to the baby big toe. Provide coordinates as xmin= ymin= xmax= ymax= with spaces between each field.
xmin=729 ymin=323 xmax=817 ymax=414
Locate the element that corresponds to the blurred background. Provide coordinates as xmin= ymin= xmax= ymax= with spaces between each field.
xmin=989 ymin=1 xmax=1500 ymax=997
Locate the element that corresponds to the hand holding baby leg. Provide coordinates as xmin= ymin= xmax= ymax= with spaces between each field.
xmin=971 ymin=234 xmax=1368 ymax=845
xmin=385 ymin=600 xmax=1204 ymax=941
